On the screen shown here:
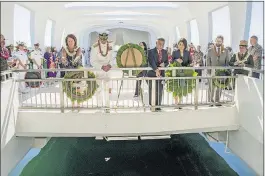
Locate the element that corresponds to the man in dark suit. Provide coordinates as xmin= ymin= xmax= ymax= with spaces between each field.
xmin=147 ymin=38 xmax=169 ymax=111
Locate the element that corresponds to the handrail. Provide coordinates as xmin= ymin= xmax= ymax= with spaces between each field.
xmin=15 ymin=75 xmax=237 ymax=82
xmin=6 ymin=66 xmax=264 ymax=73
xmin=16 ymin=74 xmax=237 ymax=112
xmin=1 ymin=78 xmax=16 ymax=144
xmin=1 ymin=70 xmax=13 ymax=76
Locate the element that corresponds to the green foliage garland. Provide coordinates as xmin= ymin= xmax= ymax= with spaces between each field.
xmin=63 ymin=69 xmax=98 ymax=103
xmin=0 ymin=57 xmax=8 ymax=71
xmin=165 ymin=62 xmax=198 ymax=98
xmin=116 ymin=43 xmax=147 ymax=75
xmin=213 ymin=69 xmax=231 ymax=88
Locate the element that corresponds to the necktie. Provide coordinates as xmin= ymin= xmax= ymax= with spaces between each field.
xmin=158 ymin=50 xmax=162 ymax=64
xmin=217 ymin=47 xmax=220 ymax=55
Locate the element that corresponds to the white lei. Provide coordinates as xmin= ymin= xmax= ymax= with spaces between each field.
xmin=64 ymin=46 xmax=80 ymax=57
xmin=236 ymin=52 xmax=250 ymax=64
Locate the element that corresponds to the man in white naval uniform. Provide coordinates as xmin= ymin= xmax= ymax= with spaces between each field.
xmin=90 ymin=30 xmax=115 ymax=109
xmin=30 ymin=43 xmax=43 ymax=69
xmin=14 ymin=42 xmax=30 ymax=93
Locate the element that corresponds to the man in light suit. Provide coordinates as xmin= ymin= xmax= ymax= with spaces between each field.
xmin=147 ymin=38 xmax=169 ymax=111
xmin=206 ymin=35 xmax=230 ymax=106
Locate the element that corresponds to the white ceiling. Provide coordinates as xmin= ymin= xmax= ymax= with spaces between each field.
xmin=11 ymin=1 xmax=228 ymax=48
xmin=64 ymin=2 xmax=181 ymax=8
xmin=19 ymin=2 xmax=188 ymax=23
xmin=18 ymin=1 xmax=191 ymax=36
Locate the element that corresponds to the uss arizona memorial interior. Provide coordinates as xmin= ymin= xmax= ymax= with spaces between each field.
xmin=0 ymin=1 xmax=264 ymax=176
xmin=1 ymin=1 xmax=264 ymax=50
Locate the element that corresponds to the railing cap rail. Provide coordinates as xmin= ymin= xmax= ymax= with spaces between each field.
xmin=3 ymin=66 xmax=264 ymax=73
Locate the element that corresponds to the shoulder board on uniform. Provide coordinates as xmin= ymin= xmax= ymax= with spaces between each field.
xmin=108 ymin=41 xmax=113 ymax=43
xmin=93 ymin=43 xmax=99 ymax=48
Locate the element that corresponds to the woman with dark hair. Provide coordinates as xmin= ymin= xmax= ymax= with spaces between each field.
xmin=134 ymin=41 xmax=148 ymax=98
xmin=45 ymin=47 xmax=57 ymax=79
xmin=172 ymin=38 xmax=191 ymax=66
xmin=171 ymin=38 xmax=192 ymax=108
xmin=60 ymin=34 xmax=82 ymax=68
xmin=60 ymin=34 xmax=83 ymax=77
xmin=60 ymin=34 xmax=84 ymax=109
xmin=139 ymin=42 xmax=147 ymax=55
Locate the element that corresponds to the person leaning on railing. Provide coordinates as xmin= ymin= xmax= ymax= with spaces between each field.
xmin=60 ymin=34 xmax=83 ymax=71
xmin=171 ymin=38 xmax=192 ymax=109
xmin=147 ymin=38 xmax=169 ymax=111
xmin=229 ymin=40 xmax=254 ymax=76
xmin=229 ymin=40 xmax=254 ymax=88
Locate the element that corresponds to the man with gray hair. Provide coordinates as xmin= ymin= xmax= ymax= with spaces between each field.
xmin=147 ymin=37 xmax=169 ymax=111
xmin=248 ymin=35 xmax=263 ymax=78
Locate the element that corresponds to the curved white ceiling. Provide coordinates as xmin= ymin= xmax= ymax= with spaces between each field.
xmin=64 ymin=2 xmax=180 ymax=9
xmin=16 ymin=1 xmax=192 ymax=43
xmin=83 ymin=11 xmax=161 ymax=17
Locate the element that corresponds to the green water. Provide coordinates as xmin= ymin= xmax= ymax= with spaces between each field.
xmin=20 ymin=134 xmax=238 ymax=176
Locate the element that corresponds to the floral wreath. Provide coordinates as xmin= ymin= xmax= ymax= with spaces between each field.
xmin=165 ymin=61 xmax=198 ymax=98
xmin=213 ymin=69 xmax=231 ymax=89
xmin=116 ymin=43 xmax=147 ymax=76
xmin=63 ymin=69 xmax=98 ymax=103
xmin=25 ymin=71 xmax=42 ymax=88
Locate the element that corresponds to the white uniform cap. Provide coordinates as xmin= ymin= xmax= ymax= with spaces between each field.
xmin=97 ymin=30 xmax=110 ymax=35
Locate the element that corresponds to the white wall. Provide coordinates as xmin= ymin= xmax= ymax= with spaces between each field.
xmin=1 ymin=2 xmax=58 ymax=49
xmin=1 ymin=2 xmax=15 ymax=45
xmin=1 ymin=78 xmax=34 ymax=176
xmin=1 ymin=78 xmax=18 ymax=148
xmin=181 ymin=2 xmax=248 ymax=50
xmin=89 ymin=28 xmax=150 ymax=47
xmin=228 ymin=75 xmax=264 ymax=176
xmin=16 ymin=107 xmax=238 ymax=137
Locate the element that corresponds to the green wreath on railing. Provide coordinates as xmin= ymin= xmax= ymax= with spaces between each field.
xmin=63 ymin=69 xmax=97 ymax=103
xmin=116 ymin=43 xmax=147 ymax=75
xmin=0 ymin=57 xmax=8 ymax=71
xmin=213 ymin=69 xmax=231 ymax=89
xmin=165 ymin=62 xmax=198 ymax=98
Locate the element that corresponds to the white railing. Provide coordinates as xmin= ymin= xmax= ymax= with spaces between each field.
xmin=1 ymin=66 xmax=263 ymax=113
xmin=16 ymin=76 xmax=236 ymax=111
xmin=5 ymin=66 xmax=252 ymax=112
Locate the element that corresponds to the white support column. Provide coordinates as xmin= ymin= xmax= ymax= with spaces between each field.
xmin=1 ymin=2 xmax=15 ymax=45
xmin=34 ymin=12 xmax=47 ymax=49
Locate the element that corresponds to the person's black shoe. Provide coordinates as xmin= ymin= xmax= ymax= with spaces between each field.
xmin=155 ymin=108 xmax=162 ymax=111
xmin=209 ymin=105 xmax=214 ymax=107
xmin=215 ymin=104 xmax=222 ymax=107
xmin=174 ymin=107 xmax=182 ymax=109
xmin=133 ymin=95 xmax=140 ymax=101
